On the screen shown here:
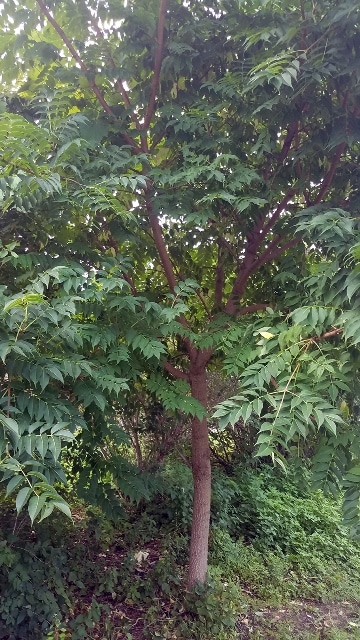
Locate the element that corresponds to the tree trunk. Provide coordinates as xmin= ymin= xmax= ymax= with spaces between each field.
xmin=188 ymin=365 xmax=211 ymax=587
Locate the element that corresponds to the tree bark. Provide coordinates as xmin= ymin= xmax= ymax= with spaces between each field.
xmin=188 ymin=364 xmax=211 ymax=587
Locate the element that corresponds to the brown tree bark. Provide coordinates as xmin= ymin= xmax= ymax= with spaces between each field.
xmin=188 ymin=360 xmax=211 ymax=587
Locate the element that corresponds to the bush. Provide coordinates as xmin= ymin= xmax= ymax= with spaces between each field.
xmin=208 ymin=465 xmax=360 ymax=603
xmin=0 ymin=505 xmax=122 ymax=639
xmin=0 ymin=530 xmax=70 ymax=639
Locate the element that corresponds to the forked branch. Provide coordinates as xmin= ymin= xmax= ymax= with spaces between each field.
xmin=227 ymin=188 xmax=297 ymax=307
xmin=163 ymin=360 xmax=189 ymax=381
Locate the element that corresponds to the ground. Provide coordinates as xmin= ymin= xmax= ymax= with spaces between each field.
xmin=69 ymin=533 xmax=360 ymax=640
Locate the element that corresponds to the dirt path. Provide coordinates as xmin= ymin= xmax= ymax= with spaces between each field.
xmin=236 ymin=600 xmax=360 ymax=639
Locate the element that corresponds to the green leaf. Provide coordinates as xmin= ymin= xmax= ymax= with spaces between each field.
xmin=28 ymin=493 xmax=48 ymax=524
xmin=3 ymin=292 xmax=45 ymax=312
xmin=0 ymin=341 xmax=11 ymax=362
xmin=16 ymin=487 xmax=32 ymax=513
xmin=52 ymin=500 xmax=72 ymax=519
xmin=38 ymin=501 xmax=55 ymax=521
xmin=0 ymin=414 xmax=19 ymax=438
xmin=6 ymin=475 xmax=24 ymax=496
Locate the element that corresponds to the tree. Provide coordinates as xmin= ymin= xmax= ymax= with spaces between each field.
xmin=0 ymin=0 xmax=360 ymax=585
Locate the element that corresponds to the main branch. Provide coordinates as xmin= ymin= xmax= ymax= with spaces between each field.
xmin=143 ymin=0 xmax=168 ymax=129
xmin=145 ymin=192 xmax=178 ymax=293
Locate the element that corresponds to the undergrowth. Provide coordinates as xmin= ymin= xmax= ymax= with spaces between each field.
xmin=0 ymin=464 xmax=360 ymax=639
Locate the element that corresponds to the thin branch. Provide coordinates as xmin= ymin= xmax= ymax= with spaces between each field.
xmin=225 ymin=234 xmax=300 ymax=316
xmin=195 ymin=289 xmax=212 ymax=320
xmin=217 ymin=234 xmax=238 ymax=259
xmin=163 ymin=360 xmax=189 ymax=381
xmin=129 ymin=426 xmax=144 ymax=469
xmin=80 ymin=0 xmax=141 ymax=128
xmin=35 ymin=0 xmax=142 ymax=153
xmin=300 ymin=0 xmax=306 ymax=21
xmin=226 ymin=191 xmax=297 ymax=312
xmin=144 ymin=190 xmax=193 ymax=345
xmin=7 ymin=378 xmax=11 ymax=418
xmin=225 ymin=258 xmax=259 ymax=316
xmin=314 ymin=92 xmax=350 ymax=204
xmin=143 ymin=0 xmax=167 ymax=129
xmin=261 ymin=189 xmax=296 ymax=237
xmin=313 ymin=142 xmax=346 ymax=204
xmin=254 ymin=236 xmax=300 ymax=271
xmin=313 ymin=327 xmax=342 ymax=342
xmin=209 ymin=445 xmax=233 ymax=471
xmin=214 ymin=244 xmax=225 ymax=311
xmin=150 ymin=128 xmax=168 ymax=151
xmin=300 ymin=0 xmax=307 ymax=50
xmin=278 ymin=121 xmax=298 ymax=164
xmin=36 ymin=0 xmax=112 ymax=114
xmin=224 ymin=219 xmax=267 ymax=315
xmin=82 ymin=2 xmax=136 ymax=113
xmin=108 ymin=61 xmax=133 ymax=110
xmin=122 ymin=272 xmax=138 ymax=296
xmin=248 ymin=233 xmax=282 ymax=267
xmin=237 ymin=304 xmax=270 ymax=316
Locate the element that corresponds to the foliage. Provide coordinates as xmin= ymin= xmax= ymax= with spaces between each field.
xmin=209 ymin=466 xmax=360 ymax=604
xmin=213 ymin=208 xmax=360 ymax=534
xmin=0 ymin=245 xmax=172 ymax=520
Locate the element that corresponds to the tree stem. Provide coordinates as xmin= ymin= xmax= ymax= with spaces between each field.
xmin=188 ymin=364 xmax=211 ymax=587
